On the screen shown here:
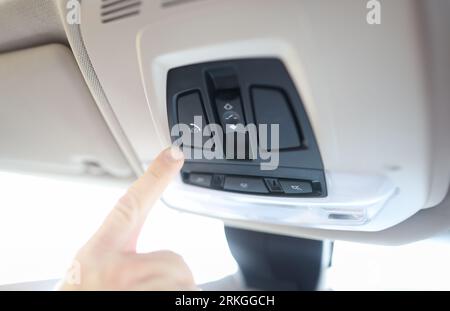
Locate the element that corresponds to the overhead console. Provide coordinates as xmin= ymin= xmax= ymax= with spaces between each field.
xmin=163 ymin=58 xmax=398 ymax=230
xmin=74 ymin=0 xmax=450 ymax=237
xmin=166 ymin=59 xmax=326 ymax=198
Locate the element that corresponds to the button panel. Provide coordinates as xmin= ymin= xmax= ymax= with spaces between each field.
xmin=167 ymin=59 xmax=327 ymax=198
xmin=184 ymin=173 xmax=321 ymax=197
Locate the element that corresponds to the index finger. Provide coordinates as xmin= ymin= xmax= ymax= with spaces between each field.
xmin=89 ymin=146 xmax=184 ymax=252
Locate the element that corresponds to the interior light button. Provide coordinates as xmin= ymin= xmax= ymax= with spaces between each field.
xmin=188 ymin=173 xmax=212 ymax=187
xmin=176 ymin=91 xmax=208 ymax=148
xmin=224 ymin=176 xmax=269 ymax=194
xmin=251 ymin=87 xmax=302 ymax=150
xmin=279 ymin=179 xmax=313 ymax=194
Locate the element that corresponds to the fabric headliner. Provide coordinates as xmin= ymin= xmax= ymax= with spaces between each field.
xmin=0 ymin=0 xmax=67 ymax=53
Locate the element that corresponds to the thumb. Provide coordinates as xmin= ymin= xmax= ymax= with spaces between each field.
xmin=88 ymin=147 xmax=184 ymax=252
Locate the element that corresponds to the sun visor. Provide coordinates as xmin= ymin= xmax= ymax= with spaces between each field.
xmin=0 ymin=44 xmax=133 ymax=181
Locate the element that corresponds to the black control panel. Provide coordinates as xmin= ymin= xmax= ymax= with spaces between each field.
xmin=167 ymin=58 xmax=327 ymax=198
xmin=183 ymin=172 xmax=323 ymax=197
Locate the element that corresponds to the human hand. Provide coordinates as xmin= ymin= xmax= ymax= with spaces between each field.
xmin=59 ymin=147 xmax=196 ymax=291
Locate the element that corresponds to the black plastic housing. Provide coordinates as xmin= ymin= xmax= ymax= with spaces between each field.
xmin=167 ymin=58 xmax=327 ymax=197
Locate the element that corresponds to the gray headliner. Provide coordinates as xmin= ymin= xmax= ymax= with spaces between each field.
xmin=0 ymin=0 xmax=66 ymax=53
